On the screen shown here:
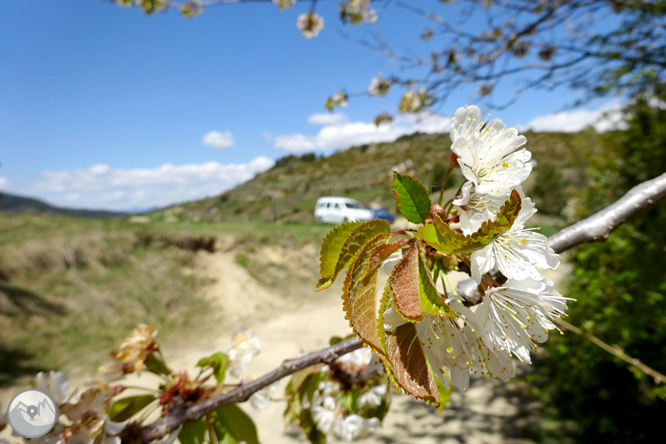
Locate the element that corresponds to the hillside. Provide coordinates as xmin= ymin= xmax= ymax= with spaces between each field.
xmin=0 ymin=192 xmax=124 ymax=218
xmin=154 ymin=128 xmax=613 ymax=224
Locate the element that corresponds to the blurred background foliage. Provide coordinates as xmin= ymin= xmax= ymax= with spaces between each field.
xmin=531 ymin=87 xmax=666 ymax=444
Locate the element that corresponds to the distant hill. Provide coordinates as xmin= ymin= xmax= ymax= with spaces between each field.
xmin=0 ymin=192 xmax=125 ymax=218
xmin=154 ymin=128 xmax=613 ymax=224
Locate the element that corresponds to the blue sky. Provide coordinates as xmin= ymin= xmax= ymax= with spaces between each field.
xmin=0 ymin=0 xmax=624 ymax=211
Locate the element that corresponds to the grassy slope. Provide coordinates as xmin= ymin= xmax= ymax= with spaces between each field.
xmin=152 ymin=129 xmax=612 ymax=225
xmin=0 ymin=215 xmax=216 ymax=383
xmin=0 ymin=213 xmax=332 ymax=386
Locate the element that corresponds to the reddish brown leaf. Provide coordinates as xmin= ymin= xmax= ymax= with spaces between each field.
xmin=362 ymin=237 xmax=411 ymax=280
xmin=389 ymin=246 xmax=423 ymax=321
xmin=384 ymin=322 xmax=440 ymax=405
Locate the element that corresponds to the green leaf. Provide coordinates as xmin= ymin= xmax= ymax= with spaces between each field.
xmin=417 ymin=247 xmax=456 ymax=318
xmin=432 ymin=367 xmax=452 ymax=412
xmin=392 ymin=172 xmax=432 ymax=224
xmin=196 ymin=352 xmax=229 ymax=385
xmin=299 ymin=373 xmax=326 ymax=404
xmin=317 ymin=220 xmax=390 ymax=291
xmin=108 ymin=395 xmax=156 ymax=422
xmin=329 ymin=335 xmax=344 ymax=346
xmin=300 ymin=409 xmax=327 ymax=444
xmin=388 ymin=246 xmax=453 ymax=321
xmin=418 ymin=189 xmax=522 ymax=254
xmin=144 ymin=353 xmax=172 ymax=376
xmin=178 ymin=419 xmax=207 ymax=444
xmin=382 ymin=322 xmax=440 ymax=406
xmin=343 ymin=232 xmax=394 ymax=355
xmin=215 ymin=404 xmax=260 ymax=444
xmin=316 ymin=221 xmax=362 ymax=290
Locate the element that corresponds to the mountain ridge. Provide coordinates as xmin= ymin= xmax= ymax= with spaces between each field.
xmin=153 ymin=129 xmax=609 ymax=224
xmin=0 ymin=192 xmax=126 ymax=218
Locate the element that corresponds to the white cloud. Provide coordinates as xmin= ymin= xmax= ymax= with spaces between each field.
xmin=520 ymin=102 xmax=627 ymax=133
xmin=26 ymin=157 xmax=274 ymax=211
xmin=202 ymin=130 xmax=236 ymax=149
xmin=0 ymin=177 xmax=7 ymax=189
xmin=269 ymin=112 xmax=451 ymax=154
xmin=307 ymin=113 xmax=348 ymax=126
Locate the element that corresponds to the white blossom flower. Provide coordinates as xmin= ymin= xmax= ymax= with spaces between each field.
xmin=32 ymin=371 xmax=70 ymax=405
xmin=332 ymin=91 xmax=348 ymax=108
xmin=227 ymin=327 xmax=261 ymax=378
xmin=363 ymin=9 xmax=378 ymax=23
xmin=297 ymin=12 xmax=324 ymax=39
xmin=336 ymin=346 xmax=372 ymax=369
xmin=368 ymin=74 xmax=391 ymax=97
xmin=348 ymin=0 xmax=370 ymax=12
xmin=59 ymin=388 xmax=124 ymax=444
xmin=456 ymin=186 xmax=523 ymax=235
xmin=464 ymin=278 xmax=570 ymax=362
xmin=334 ymin=414 xmax=380 ymax=441
xmin=398 ymin=88 xmax=432 ymax=113
xmin=470 ymin=197 xmax=559 ymax=283
xmin=179 ymin=0 xmax=203 ymax=17
xmin=311 ymin=396 xmax=338 ymax=434
xmin=367 ymin=353 xmax=384 ymax=375
xmin=358 ymin=384 xmax=386 ymax=408
xmin=249 ymin=381 xmax=278 ymax=411
xmin=272 ymin=0 xmax=296 ymax=10
xmin=450 ymin=105 xmax=531 ymax=212
xmin=380 ymin=251 xmax=402 ymax=276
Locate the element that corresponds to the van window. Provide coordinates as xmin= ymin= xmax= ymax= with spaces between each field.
xmin=344 ymin=202 xmax=365 ymax=209
xmin=334 ymin=203 xmax=341 ymax=209
xmin=327 ymin=203 xmax=332 ymax=208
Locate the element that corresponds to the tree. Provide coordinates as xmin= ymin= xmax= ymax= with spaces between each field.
xmin=535 ymin=88 xmax=666 ymax=444
xmin=113 ymin=0 xmax=666 ymax=117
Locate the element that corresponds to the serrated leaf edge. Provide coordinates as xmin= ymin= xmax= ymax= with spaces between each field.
xmin=391 ymin=172 xmax=432 ymax=225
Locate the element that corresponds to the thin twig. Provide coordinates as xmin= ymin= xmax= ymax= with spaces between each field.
xmin=554 ymin=318 xmax=666 ymax=385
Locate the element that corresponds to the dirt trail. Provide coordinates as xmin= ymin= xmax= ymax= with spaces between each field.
xmin=2 ymin=247 xmax=568 ymax=444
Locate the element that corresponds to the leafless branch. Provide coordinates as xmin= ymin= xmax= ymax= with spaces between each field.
xmin=548 ymin=171 xmax=666 ymax=254
xmin=141 ymin=171 xmax=666 ymax=442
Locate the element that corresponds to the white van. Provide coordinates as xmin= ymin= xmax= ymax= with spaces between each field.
xmin=314 ymin=197 xmax=374 ymax=223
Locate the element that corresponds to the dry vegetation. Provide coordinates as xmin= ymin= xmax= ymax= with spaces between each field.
xmin=0 ymin=214 xmax=220 ymax=384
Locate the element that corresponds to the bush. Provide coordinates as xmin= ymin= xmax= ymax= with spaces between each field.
xmin=537 ymin=91 xmax=666 ymax=443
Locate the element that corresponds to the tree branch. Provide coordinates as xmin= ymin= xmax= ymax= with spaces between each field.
xmin=141 ymin=337 xmax=364 ymax=443
xmin=548 ymin=171 xmax=666 ymax=254
xmin=141 ymin=171 xmax=666 ymax=443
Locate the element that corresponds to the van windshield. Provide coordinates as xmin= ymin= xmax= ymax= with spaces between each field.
xmin=344 ymin=202 xmax=366 ymax=209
